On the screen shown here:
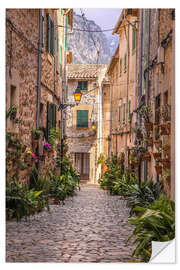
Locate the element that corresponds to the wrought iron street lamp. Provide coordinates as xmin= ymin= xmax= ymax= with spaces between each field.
xmin=58 ymin=86 xmax=82 ymax=111
xmin=73 ymin=86 xmax=82 ymax=103
xmin=91 ymin=121 xmax=96 ymax=130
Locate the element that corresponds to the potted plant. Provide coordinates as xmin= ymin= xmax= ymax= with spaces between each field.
xmin=144 ymin=137 xmax=153 ymax=147
xmin=160 ymin=158 xmax=170 ymax=169
xmin=138 ymin=105 xmax=153 ymax=125
xmin=19 ymin=161 xmax=28 ymax=171
xmin=155 ymin=160 xmax=162 ymax=174
xmin=133 ymin=126 xmax=143 ymax=140
xmin=162 ymin=169 xmax=170 ymax=183
xmin=24 ymin=150 xmax=33 ymax=165
xmin=153 ymin=151 xmax=161 ymax=160
xmin=32 ymin=129 xmax=42 ymax=140
xmin=161 ymin=104 xmax=171 ymax=122
xmin=143 ymin=152 xmax=151 ymax=161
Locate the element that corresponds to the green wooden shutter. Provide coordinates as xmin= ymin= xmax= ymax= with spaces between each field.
xmin=132 ymin=22 xmax=136 ymax=51
xmin=47 ymin=13 xmax=50 ymax=52
xmin=46 ymin=102 xmax=51 ymax=139
xmin=65 ymin=15 xmax=68 ymax=50
xmin=50 ymin=19 xmax=54 ymax=55
xmin=118 ymin=106 xmax=121 ymax=122
xmin=53 ymin=104 xmax=56 ymax=128
xmin=60 ymin=45 xmax=62 ymax=75
xmin=83 ymin=81 xmax=88 ymax=90
xmin=124 ymin=53 xmax=127 ymax=71
xmin=120 ymin=58 xmax=122 ymax=75
xmin=128 ymin=100 xmax=131 ymax=120
xmin=77 ymin=110 xmax=88 ymax=128
xmin=123 ymin=104 xmax=126 ymax=122
xmin=56 ymin=31 xmax=59 ymax=72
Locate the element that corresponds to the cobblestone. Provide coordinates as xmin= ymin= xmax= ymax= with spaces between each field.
xmin=6 ymin=185 xmax=136 ymax=262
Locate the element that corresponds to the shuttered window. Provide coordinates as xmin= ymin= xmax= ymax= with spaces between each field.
xmin=78 ymin=81 xmax=88 ymax=91
xmin=46 ymin=102 xmax=57 ymax=140
xmin=77 ymin=110 xmax=88 ymax=128
xmin=120 ymin=58 xmax=122 ymax=75
xmin=47 ymin=13 xmax=54 ymax=56
xmin=124 ymin=53 xmax=127 ymax=72
xmin=132 ymin=22 xmax=136 ymax=51
xmin=60 ymin=45 xmax=62 ymax=75
xmin=56 ymin=31 xmax=59 ymax=72
xmin=128 ymin=100 xmax=131 ymax=120
xmin=118 ymin=106 xmax=121 ymax=122
xmin=65 ymin=15 xmax=68 ymax=50
xmin=123 ymin=103 xmax=126 ymax=123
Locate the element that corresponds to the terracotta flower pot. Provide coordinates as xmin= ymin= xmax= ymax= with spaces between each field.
xmin=153 ymin=152 xmax=161 ymax=160
xmin=161 ymin=158 xmax=170 ymax=168
xmin=144 ymin=122 xmax=153 ymax=131
xmin=143 ymin=153 xmax=151 ymax=161
xmin=155 ymin=165 xmax=162 ymax=174
xmin=146 ymin=138 xmax=153 ymax=147
xmin=160 ymin=124 xmax=170 ymax=135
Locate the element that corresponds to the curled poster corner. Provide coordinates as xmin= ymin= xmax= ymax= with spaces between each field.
xmin=149 ymin=239 xmax=175 ymax=263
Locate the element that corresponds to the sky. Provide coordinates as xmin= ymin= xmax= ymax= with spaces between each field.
xmin=74 ymin=8 xmax=122 ymax=38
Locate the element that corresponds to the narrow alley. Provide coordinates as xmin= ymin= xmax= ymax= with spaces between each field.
xmin=6 ymin=185 xmax=135 ymax=263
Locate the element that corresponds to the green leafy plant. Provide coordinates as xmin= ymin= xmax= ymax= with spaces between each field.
xmin=97 ymin=153 xmax=107 ymax=165
xmin=129 ymin=194 xmax=175 ymax=262
xmin=49 ymin=128 xmax=60 ymax=149
xmin=138 ymin=105 xmax=152 ymax=123
xmin=6 ymin=105 xmax=18 ymax=119
xmin=32 ymin=129 xmax=42 ymax=140
xmin=6 ymin=180 xmax=48 ymax=221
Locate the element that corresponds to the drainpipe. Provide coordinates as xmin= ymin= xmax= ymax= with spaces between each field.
xmin=138 ymin=9 xmax=144 ymax=184
xmin=36 ymin=9 xmax=43 ymax=129
xmin=109 ymin=80 xmax=113 ymax=157
xmin=144 ymin=9 xmax=150 ymax=181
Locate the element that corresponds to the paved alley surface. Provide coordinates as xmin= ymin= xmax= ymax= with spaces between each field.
xmin=6 ymin=185 xmax=136 ymax=262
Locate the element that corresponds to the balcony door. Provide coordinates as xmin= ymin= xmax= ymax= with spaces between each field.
xmin=75 ymin=153 xmax=90 ymax=180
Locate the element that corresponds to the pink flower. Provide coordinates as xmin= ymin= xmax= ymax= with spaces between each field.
xmin=32 ymin=153 xmax=37 ymax=159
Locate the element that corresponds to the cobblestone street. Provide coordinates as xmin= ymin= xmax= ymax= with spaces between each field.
xmin=6 ymin=185 xmax=136 ymax=263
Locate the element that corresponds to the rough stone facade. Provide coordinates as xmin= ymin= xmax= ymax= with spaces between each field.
xmin=6 ymin=9 xmax=70 ymax=183
xmin=146 ymin=9 xmax=175 ymax=198
xmin=107 ymin=8 xmax=175 ymax=199
xmin=66 ymin=64 xmax=108 ymax=183
xmin=107 ymin=9 xmax=140 ymax=168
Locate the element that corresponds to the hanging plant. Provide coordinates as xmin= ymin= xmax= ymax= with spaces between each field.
xmin=162 ymin=169 xmax=170 ymax=182
xmin=155 ymin=165 xmax=162 ymax=174
xmin=160 ymin=123 xmax=171 ymax=135
xmin=144 ymin=122 xmax=153 ymax=131
xmin=160 ymin=158 xmax=170 ymax=169
xmin=161 ymin=104 xmax=171 ymax=122
xmin=44 ymin=142 xmax=53 ymax=152
xmin=32 ymin=129 xmax=42 ymax=140
xmin=6 ymin=105 xmax=18 ymax=120
xmin=152 ymin=152 xmax=161 ymax=160
xmin=138 ymin=105 xmax=152 ymax=123
xmin=144 ymin=137 xmax=153 ymax=147
xmin=143 ymin=152 xmax=151 ymax=161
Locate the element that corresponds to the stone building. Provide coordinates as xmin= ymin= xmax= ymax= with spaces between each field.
xmin=66 ymin=64 xmax=109 ymax=183
xmin=107 ymin=8 xmax=175 ymax=199
xmin=107 ymin=9 xmax=140 ymax=167
xmin=136 ymin=9 xmax=175 ymax=199
xmin=6 ymin=9 xmax=73 ymax=183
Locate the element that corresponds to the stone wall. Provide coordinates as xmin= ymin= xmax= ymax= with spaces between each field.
xmin=6 ymin=9 xmax=63 ymax=183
